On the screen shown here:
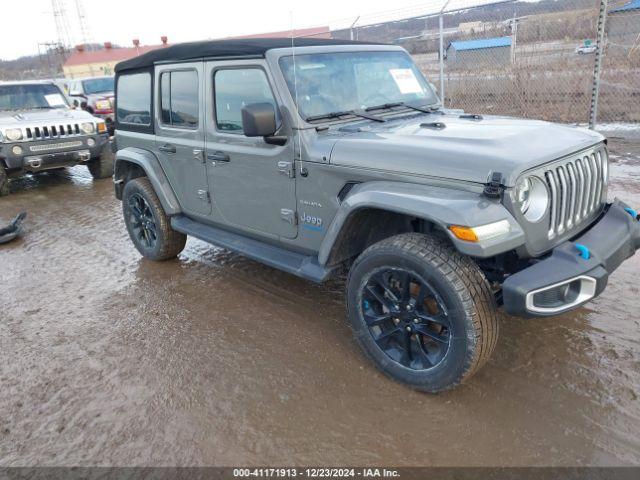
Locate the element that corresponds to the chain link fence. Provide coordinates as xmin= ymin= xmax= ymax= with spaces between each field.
xmin=315 ymin=0 xmax=639 ymax=141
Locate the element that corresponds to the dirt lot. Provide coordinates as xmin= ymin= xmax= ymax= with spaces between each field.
xmin=1 ymin=139 xmax=639 ymax=467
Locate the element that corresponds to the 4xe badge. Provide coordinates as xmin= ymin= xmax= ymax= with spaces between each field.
xmin=300 ymin=211 xmax=323 ymax=231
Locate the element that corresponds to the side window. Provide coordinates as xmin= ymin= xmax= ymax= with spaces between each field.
xmin=214 ymin=68 xmax=279 ymax=134
xmin=159 ymin=70 xmax=199 ymax=128
xmin=116 ymin=72 xmax=151 ymax=125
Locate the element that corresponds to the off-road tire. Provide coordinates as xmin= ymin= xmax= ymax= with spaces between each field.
xmin=87 ymin=148 xmax=114 ymax=179
xmin=122 ymin=177 xmax=186 ymax=261
xmin=0 ymin=168 xmax=9 ymax=196
xmin=347 ymin=233 xmax=499 ymax=393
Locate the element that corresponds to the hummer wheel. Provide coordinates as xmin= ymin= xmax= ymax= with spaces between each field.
xmin=87 ymin=147 xmax=114 ymax=179
xmin=0 ymin=168 xmax=9 ymax=196
xmin=122 ymin=177 xmax=186 ymax=261
xmin=347 ymin=233 xmax=499 ymax=393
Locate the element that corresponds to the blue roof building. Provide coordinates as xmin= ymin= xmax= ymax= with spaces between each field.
xmin=448 ymin=37 xmax=513 ymax=52
xmin=608 ymin=1 xmax=640 ymax=43
xmin=446 ymin=36 xmax=513 ymax=67
xmin=610 ymin=0 xmax=640 ymax=13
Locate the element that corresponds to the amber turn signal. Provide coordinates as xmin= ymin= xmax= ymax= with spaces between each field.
xmin=97 ymin=122 xmax=107 ymax=134
xmin=449 ymin=225 xmax=479 ymax=242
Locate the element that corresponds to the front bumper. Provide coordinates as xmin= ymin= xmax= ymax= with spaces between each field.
xmin=503 ymin=200 xmax=640 ymax=317
xmin=1 ymin=134 xmax=108 ymax=172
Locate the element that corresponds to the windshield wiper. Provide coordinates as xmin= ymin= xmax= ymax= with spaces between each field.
xmin=365 ymin=101 xmax=441 ymax=114
xmin=305 ymin=109 xmax=386 ymax=123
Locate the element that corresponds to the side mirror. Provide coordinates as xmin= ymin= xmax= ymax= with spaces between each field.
xmin=241 ymin=103 xmax=277 ymax=137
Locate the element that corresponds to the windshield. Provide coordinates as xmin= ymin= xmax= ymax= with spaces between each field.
xmin=279 ymin=51 xmax=438 ymax=121
xmin=83 ymin=77 xmax=114 ymax=95
xmin=0 ymin=84 xmax=68 ymax=111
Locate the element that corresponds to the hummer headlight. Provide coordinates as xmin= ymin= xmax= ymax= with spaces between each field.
xmin=80 ymin=122 xmax=95 ymax=134
xmin=5 ymin=128 xmax=23 ymax=141
xmin=515 ymin=176 xmax=549 ymax=222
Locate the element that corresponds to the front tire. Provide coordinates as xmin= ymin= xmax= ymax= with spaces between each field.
xmin=122 ymin=177 xmax=186 ymax=261
xmin=87 ymin=147 xmax=114 ymax=179
xmin=347 ymin=233 xmax=499 ymax=393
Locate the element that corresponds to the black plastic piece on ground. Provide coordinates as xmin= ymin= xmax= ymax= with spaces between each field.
xmin=0 ymin=211 xmax=27 ymax=244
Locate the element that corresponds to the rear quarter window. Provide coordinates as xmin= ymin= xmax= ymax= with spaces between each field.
xmin=116 ymin=72 xmax=152 ymax=126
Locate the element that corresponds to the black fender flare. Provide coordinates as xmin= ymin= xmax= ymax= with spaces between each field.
xmin=114 ymin=147 xmax=181 ymax=215
xmin=318 ymin=181 xmax=526 ymax=264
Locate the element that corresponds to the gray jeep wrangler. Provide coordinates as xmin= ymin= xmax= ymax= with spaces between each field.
xmin=0 ymin=80 xmax=113 ymax=195
xmin=113 ymin=39 xmax=640 ymax=392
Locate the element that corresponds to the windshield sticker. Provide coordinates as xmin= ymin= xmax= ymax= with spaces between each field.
xmin=44 ymin=94 xmax=66 ymax=107
xmin=389 ymin=69 xmax=422 ymax=95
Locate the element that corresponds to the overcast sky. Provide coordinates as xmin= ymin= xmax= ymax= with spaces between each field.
xmin=1 ymin=0 xmax=502 ymax=60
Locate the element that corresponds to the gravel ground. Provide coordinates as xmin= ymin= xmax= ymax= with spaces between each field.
xmin=0 ymin=139 xmax=639 ymax=467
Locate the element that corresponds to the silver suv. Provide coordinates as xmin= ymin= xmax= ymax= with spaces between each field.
xmin=0 ymin=80 xmax=113 ymax=195
xmin=113 ymin=39 xmax=640 ymax=392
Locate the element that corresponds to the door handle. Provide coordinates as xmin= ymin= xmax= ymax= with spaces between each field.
xmin=207 ymin=151 xmax=230 ymax=163
xmin=159 ymin=143 xmax=176 ymax=154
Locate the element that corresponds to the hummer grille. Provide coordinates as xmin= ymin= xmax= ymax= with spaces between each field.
xmin=544 ymin=147 xmax=608 ymax=240
xmin=24 ymin=123 xmax=82 ymax=140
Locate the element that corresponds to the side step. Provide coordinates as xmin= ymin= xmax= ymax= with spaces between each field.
xmin=171 ymin=215 xmax=333 ymax=283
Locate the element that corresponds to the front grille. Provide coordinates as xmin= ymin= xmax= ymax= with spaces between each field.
xmin=24 ymin=123 xmax=82 ymax=140
xmin=544 ymin=147 xmax=608 ymax=239
xmin=29 ymin=140 xmax=83 ymax=152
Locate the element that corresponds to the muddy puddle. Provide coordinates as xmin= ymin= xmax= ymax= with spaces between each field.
xmin=1 ymin=142 xmax=639 ymax=466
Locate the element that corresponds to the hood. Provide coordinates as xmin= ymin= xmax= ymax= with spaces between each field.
xmin=0 ymin=107 xmax=96 ymax=126
xmin=328 ymin=112 xmax=604 ymax=187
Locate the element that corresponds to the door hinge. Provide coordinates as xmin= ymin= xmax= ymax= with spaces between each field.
xmin=277 ymin=161 xmax=295 ymax=178
xmin=280 ymin=208 xmax=297 ymax=225
xmin=197 ymin=189 xmax=211 ymax=203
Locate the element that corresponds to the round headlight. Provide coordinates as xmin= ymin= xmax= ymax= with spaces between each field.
xmin=80 ymin=122 xmax=95 ymax=134
xmin=515 ymin=176 xmax=549 ymax=223
xmin=515 ymin=177 xmax=532 ymax=213
xmin=12 ymin=145 xmax=23 ymax=155
xmin=5 ymin=128 xmax=23 ymax=141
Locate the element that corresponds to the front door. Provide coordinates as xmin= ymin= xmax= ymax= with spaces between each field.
xmin=155 ymin=62 xmax=210 ymax=216
xmin=204 ymin=60 xmax=297 ymax=239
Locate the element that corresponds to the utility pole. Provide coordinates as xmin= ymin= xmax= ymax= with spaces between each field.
xmin=589 ymin=0 xmax=609 ymax=130
xmin=74 ymin=0 xmax=92 ymax=50
xmin=439 ymin=0 xmax=451 ymax=105
xmin=51 ymin=0 xmax=73 ymax=49
xmin=511 ymin=5 xmax=518 ymax=63
xmin=74 ymin=0 xmax=94 ymax=75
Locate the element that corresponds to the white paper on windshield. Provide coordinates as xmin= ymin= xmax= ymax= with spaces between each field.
xmin=45 ymin=94 xmax=66 ymax=107
xmin=389 ymin=69 xmax=422 ymax=94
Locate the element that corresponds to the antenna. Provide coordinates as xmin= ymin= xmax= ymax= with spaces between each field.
xmin=290 ymin=11 xmax=304 ymax=176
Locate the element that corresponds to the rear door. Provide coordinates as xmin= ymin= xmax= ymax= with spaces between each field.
xmin=154 ymin=62 xmax=210 ymax=216
xmin=204 ymin=60 xmax=297 ymax=239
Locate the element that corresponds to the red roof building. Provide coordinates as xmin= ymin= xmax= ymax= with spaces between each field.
xmin=63 ymin=27 xmax=330 ymax=79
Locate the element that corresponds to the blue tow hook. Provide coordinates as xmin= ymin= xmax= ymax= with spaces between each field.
xmin=575 ymin=243 xmax=591 ymax=260
xmin=624 ymin=207 xmax=639 ymax=221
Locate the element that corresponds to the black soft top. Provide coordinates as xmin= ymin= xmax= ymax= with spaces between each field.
xmin=115 ymin=38 xmax=380 ymax=73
